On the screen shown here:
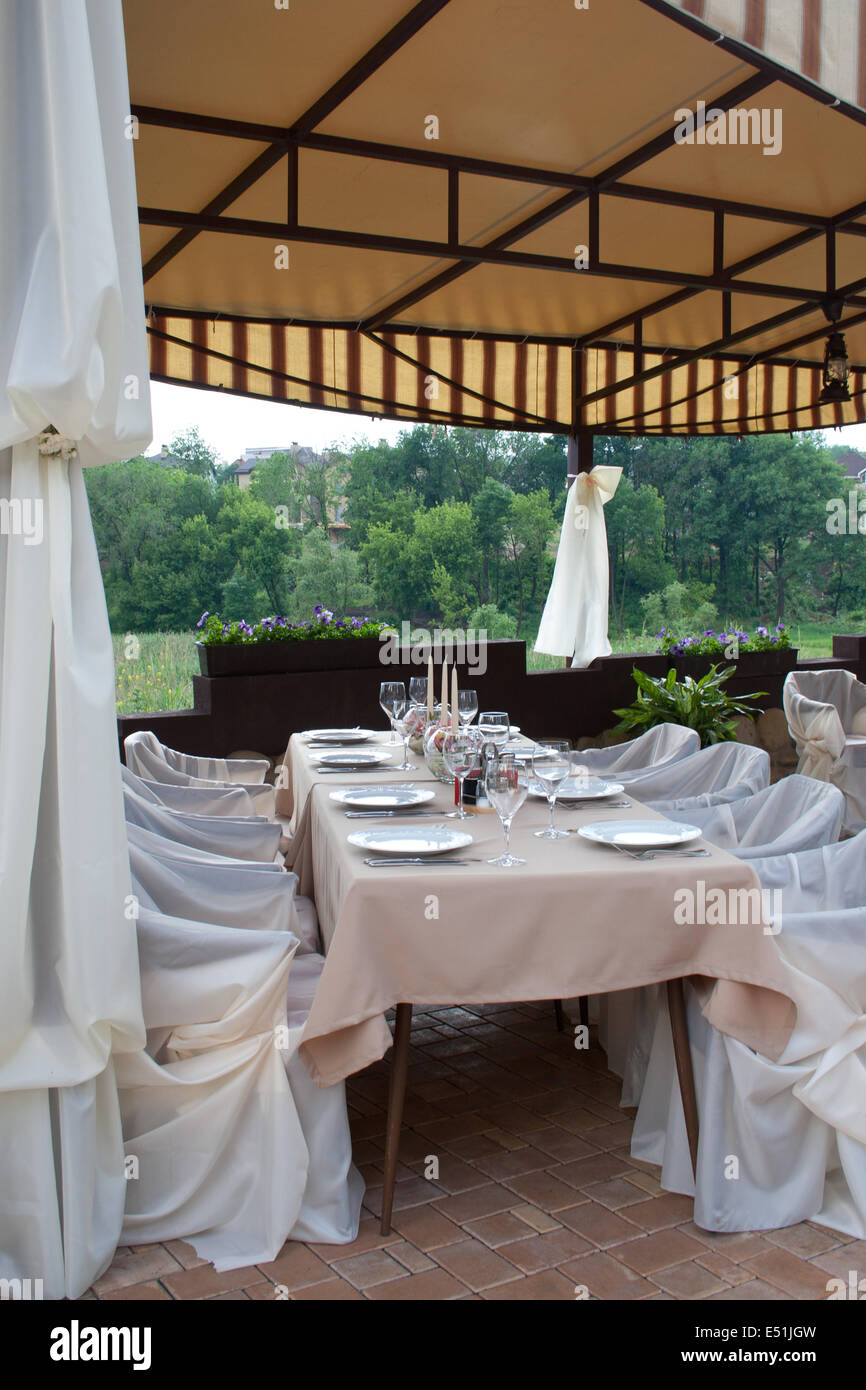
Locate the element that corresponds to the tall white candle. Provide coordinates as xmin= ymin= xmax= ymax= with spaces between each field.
xmin=451 ymin=666 xmax=459 ymax=734
xmin=426 ymin=653 xmax=434 ymax=717
xmin=441 ymin=659 xmax=448 ymax=725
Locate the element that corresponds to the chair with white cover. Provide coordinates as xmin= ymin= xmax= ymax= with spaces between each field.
xmin=783 ymin=669 xmax=866 ymax=832
xmin=615 ymin=740 xmax=770 ymax=803
xmin=129 ymin=834 xmax=321 ymax=955
xmin=123 ymin=766 xmax=282 ymax=863
xmin=124 ymin=731 xmax=275 ymax=815
xmin=627 ymin=832 xmax=866 ymax=1236
xmin=116 ymin=910 xmax=363 ymax=1267
xmin=645 ymin=775 xmax=845 ymax=860
xmin=121 ymin=764 xmax=262 ymax=819
xmin=573 ymin=723 xmax=699 ymax=779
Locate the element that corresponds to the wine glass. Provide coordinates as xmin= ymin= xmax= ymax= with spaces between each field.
xmin=478 ymin=711 xmax=510 ymax=748
xmin=408 ymin=676 xmax=428 ymax=706
xmin=443 ymin=728 xmax=482 ymax=819
xmin=392 ymin=698 xmax=413 ymax=771
xmin=484 ymin=752 xmax=528 ymax=867
xmin=531 ymin=740 xmax=572 ymax=839
xmin=457 ymin=689 xmax=479 ymax=727
xmin=379 ymin=680 xmax=406 ymax=744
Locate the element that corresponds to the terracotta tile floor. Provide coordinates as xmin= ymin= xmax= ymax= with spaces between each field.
xmin=87 ymin=1004 xmax=853 ymax=1301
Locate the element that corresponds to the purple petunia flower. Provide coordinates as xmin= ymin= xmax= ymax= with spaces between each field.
xmin=196 ymin=611 xmax=209 ymax=630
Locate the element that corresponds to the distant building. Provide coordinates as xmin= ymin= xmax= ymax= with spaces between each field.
xmin=230 ymin=443 xmax=349 ymax=541
xmin=837 ymin=448 xmax=866 ymax=485
xmin=149 ymin=443 xmax=186 ymax=469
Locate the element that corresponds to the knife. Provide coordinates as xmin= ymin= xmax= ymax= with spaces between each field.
xmin=363 ymin=857 xmax=480 ymax=867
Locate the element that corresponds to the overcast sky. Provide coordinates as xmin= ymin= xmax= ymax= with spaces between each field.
xmin=148 ymin=379 xmax=866 ymax=466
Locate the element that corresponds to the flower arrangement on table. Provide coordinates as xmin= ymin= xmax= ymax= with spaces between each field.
xmin=196 ymin=606 xmax=389 ymax=645
xmin=656 ymin=622 xmax=792 ymax=659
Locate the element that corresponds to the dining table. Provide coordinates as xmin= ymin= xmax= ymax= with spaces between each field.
xmin=280 ymin=728 xmax=799 ymax=1234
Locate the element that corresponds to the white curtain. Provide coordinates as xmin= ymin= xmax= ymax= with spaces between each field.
xmin=0 ymin=0 xmax=151 ymax=1297
xmin=534 ymin=465 xmax=622 ymax=668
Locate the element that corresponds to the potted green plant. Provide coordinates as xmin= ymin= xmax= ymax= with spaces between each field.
xmin=613 ymin=664 xmax=767 ymax=748
xmin=195 ymin=608 xmax=392 ymax=676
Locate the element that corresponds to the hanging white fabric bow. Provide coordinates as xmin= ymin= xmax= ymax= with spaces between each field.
xmin=535 ymin=464 xmax=622 ymax=668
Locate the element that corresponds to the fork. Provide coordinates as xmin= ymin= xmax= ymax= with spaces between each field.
xmin=610 ymin=845 xmax=710 ymax=861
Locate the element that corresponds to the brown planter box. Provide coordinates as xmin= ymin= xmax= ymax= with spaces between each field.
xmin=668 ymin=649 xmax=799 ymax=681
xmin=197 ymin=636 xmax=388 ymax=677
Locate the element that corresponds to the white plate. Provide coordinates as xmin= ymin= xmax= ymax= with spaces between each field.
xmin=578 ymin=819 xmax=702 ymax=849
xmin=313 ymin=749 xmax=393 ymax=769
xmin=348 ymin=824 xmax=473 ymax=856
xmin=530 ymin=776 xmax=624 ymax=801
xmin=303 ymin=728 xmax=376 ymax=743
xmin=329 ymin=785 xmax=436 ymax=809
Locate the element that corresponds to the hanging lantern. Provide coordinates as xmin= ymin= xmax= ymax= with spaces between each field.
xmin=820 ymin=328 xmax=851 ymax=405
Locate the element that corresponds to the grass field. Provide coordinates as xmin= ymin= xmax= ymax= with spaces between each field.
xmin=113 ymin=622 xmax=848 ymax=711
xmin=113 ymin=632 xmax=196 ymax=714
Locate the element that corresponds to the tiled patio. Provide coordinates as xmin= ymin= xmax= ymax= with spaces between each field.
xmin=87 ymin=1004 xmax=856 ymax=1301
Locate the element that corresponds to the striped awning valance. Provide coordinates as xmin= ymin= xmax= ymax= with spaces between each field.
xmin=148 ymin=313 xmax=866 ymax=435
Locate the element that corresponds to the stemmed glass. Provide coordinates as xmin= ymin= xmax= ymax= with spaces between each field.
xmin=379 ymin=680 xmax=406 ymax=744
xmin=457 ymin=689 xmax=479 ymax=727
xmin=442 ymin=728 xmax=482 ymax=819
xmin=531 ymin=740 xmax=572 ymax=839
xmin=408 ymin=677 xmax=428 ymax=706
xmin=478 ymin=711 xmax=510 ymax=748
xmin=392 ymin=698 xmax=413 ymax=771
xmin=484 ymin=752 xmax=528 ymax=867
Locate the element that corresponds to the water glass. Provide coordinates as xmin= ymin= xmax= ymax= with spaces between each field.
xmin=392 ymin=700 xmax=413 ymax=771
xmin=379 ymin=680 xmax=406 ymax=744
xmin=531 ymin=740 xmax=571 ymax=839
xmin=408 ymin=677 xmax=428 ymax=705
xmin=484 ymin=752 xmax=528 ymax=867
xmin=457 ymin=689 xmax=479 ymax=726
xmin=442 ymin=729 xmax=482 ymax=819
xmin=478 ymin=711 xmax=510 ymax=748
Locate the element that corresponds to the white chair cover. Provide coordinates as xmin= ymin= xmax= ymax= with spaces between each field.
xmin=600 ymin=775 xmax=843 ymax=1105
xmin=123 ymin=768 xmax=281 ymax=863
xmin=129 ymin=839 xmax=321 ymax=955
xmin=124 ymin=732 xmax=275 ymax=815
xmin=628 ymin=834 xmax=866 ymax=1236
xmin=783 ymin=669 xmax=866 ymax=832
xmin=125 ymin=819 xmax=283 ymax=873
xmin=645 ymin=775 xmax=845 ymax=860
xmin=116 ymin=910 xmax=362 ymax=1267
xmin=125 ymin=730 xmax=269 ymax=785
xmin=121 ymin=763 xmax=261 ymax=819
xmin=614 ymin=741 xmax=770 ymax=802
xmin=574 ymin=723 xmax=700 ymax=778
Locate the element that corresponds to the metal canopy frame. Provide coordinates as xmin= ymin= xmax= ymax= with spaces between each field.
xmin=133 ymin=0 xmax=866 ymax=435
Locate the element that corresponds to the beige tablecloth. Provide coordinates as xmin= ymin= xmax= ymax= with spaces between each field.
xmin=288 ymin=759 xmax=798 ymax=1088
xmin=275 ymin=730 xmax=437 ymax=825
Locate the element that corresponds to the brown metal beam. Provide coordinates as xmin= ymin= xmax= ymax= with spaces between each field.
xmin=141 ymin=0 xmax=452 ymax=284
xmin=358 ymin=72 xmax=774 ymax=330
xmin=139 ymin=202 xmax=850 ymax=307
xmin=131 ymin=103 xmax=833 ymax=233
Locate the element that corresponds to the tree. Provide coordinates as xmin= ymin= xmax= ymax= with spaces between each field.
xmin=170 ymin=426 xmax=221 ymax=481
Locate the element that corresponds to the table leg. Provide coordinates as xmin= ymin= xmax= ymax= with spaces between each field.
xmin=380 ymin=1003 xmax=412 ymax=1235
xmin=667 ymin=978 xmax=699 ymax=1178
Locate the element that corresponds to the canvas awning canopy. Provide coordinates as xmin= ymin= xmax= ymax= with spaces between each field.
xmin=124 ymin=0 xmax=866 ymax=436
